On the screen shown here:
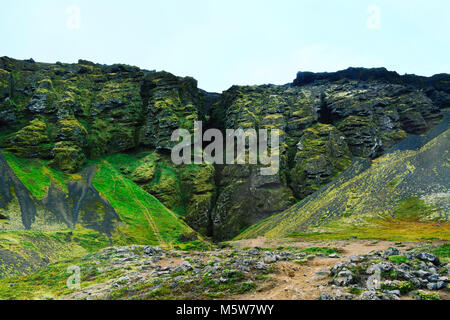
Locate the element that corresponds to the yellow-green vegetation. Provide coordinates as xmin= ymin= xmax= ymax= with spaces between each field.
xmin=3 ymin=151 xmax=68 ymax=199
xmin=416 ymin=291 xmax=440 ymax=300
xmin=0 ymin=254 xmax=123 ymax=300
xmin=2 ymin=119 xmax=53 ymax=158
xmin=236 ymin=129 xmax=450 ymax=241
xmin=298 ymin=246 xmax=340 ymax=255
xmin=381 ymin=280 xmax=416 ymax=294
xmin=290 ymin=123 xmax=352 ymax=198
xmin=388 ymin=255 xmax=410 ymax=264
xmin=0 ymin=227 xmax=110 ymax=278
xmin=91 ymin=157 xmax=200 ymax=248
xmin=284 ymin=220 xmax=450 ymax=241
xmin=432 ymin=243 xmax=450 ymax=263
xmin=50 ymin=141 xmax=86 ymax=173
xmin=393 ymin=197 xmax=435 ymax=222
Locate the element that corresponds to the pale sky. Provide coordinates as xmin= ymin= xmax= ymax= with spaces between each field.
xmin=1 ymin=0 xmax=449 ymax=92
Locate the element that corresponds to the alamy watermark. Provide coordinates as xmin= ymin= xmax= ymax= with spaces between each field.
xmin=366 ymin=270 xmax=382 ymax=290
xmin=67 ymin=265 xmax=81 ymax=290
xmin=366 ymin=5 xmax=381 ymax=30
xmin=171 ymin=121 xmax=280 ymax=176
xmin=66 ymin=5 xmax=81 ymax=30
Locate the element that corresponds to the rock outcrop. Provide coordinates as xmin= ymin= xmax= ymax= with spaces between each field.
xmin=1 ymin=58 xmax=449 ymax=240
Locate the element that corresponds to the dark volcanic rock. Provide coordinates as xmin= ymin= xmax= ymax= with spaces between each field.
xmin=0 ymin=58 xmax=448 ymax=240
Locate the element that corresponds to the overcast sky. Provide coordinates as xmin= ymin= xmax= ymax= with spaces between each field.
xmin=1 ymin=0 xmax=449 ymax=92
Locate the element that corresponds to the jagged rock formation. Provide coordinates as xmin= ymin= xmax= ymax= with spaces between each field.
xmin=0 ymin=153 xmax=36 ymax=229
xmin=1 ymin=57 xmax=449 ymax=241
xmin=209 ymin=70 xmax=448 ymax=239
xmin=0 ymin=152 xmax=120 ymax=233
xmin=238 ymin=127 xmax=450 ymax=239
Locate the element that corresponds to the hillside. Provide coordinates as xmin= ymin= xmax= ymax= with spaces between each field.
xmin=0 ymin=56 xmax=449 ymax=245
xmin=237 ymin=127 xmax=449 ymax=240
xmin=2 ymin=57 xmax=450 ymax=242
xmin=0 ymin=57 xmax=449 ymax=301
xmin=0 ymin=150 xmax=205 ymax=278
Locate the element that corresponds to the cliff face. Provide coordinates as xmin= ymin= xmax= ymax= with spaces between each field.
xmin=0 ymin=57 xmax=449 ymax=241
xmin=209 ymin=70 xmax=449 ymax=239
xmin=238 ymin=127 xmax=450 ymax=240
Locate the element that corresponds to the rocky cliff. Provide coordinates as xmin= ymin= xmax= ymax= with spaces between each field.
xmin=1 ymin=57 xmax=449 ymax=242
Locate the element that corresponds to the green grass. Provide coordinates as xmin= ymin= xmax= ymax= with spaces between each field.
xmin=416 ymin=291 xmax=440 ymax=300
xmin=3 ymin=151 xmax=69 ymax=199
xmin=298 ymin=246 xmax=339 ymax=255
xmin=0 ymin=228 xmax=111 ymax=278
xmin=432 ymin=243 xmax=450 ymax=260
xmin=0 ymin=254 xmax=125 ymax=300
xmin=388 ymin=255 xmax=410 ymax=264
xmin=381 ymin=280 xmax=416 ymax=294
xmin=393 ymin=197 xmax=435 ymax=222
xmin=430 ymin=243 xmax=450 ymax=263
xmin=286 ymin=220 xmax=450 ymax=241
xmin=91 ymin=158 xmax=199 ymax=248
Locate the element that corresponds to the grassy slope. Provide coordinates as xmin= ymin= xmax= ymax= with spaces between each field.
xmin=237 ymin=129 xmax=450 ymax=241
xmin=91 ymin=157 xmax=199 ymax=248
xmin=0 ymin=151 xmax=207 ymax=279
xmin=0 ymin=243 xmax=447 ymax=300
xmin=2 ymin=151 xmax=70 ymax=199
xmin=3 ymin=149 xmax=201 ymax=247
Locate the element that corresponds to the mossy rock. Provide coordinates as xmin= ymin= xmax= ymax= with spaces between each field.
xmin=131 ymin=162 xmax=156 ymax=183
xmin=56 ymin=119 xmax=88 ymax=146
xmin=49 ymin=141 xmax=86 ymax=173
xmin=145 ymin=176 xmax=182 ymax=210
xmin=3 ymin=119 xmax=53 ymax=158
xmin=290 ymin=123 xmax=351 ymax=198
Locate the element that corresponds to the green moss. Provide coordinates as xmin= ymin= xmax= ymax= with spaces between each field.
xmin=298 ymin=247 xmax=339 ymax=255
xmin=3 ymin=151 xmax=68 ymax=199
xmin=433 ymin=243 xmax=450 ymax=262
xmin=348 ymin=287 xmax=363 ymax=295
xmin=388 ymin=255 xmax=410 ymax=264
xmin=415 ymin=291 xmax=440 ymax=300
xmin=131 ymin=162 xmax=156 ymax=183
xmin=91 ymin=157 xmax=200 ymax=248
xmin=392 ymin=197 xmax=435 ymax=222
xmin=293 ymin=258 xmax=308 ymax=264
xmin=50 ymin=141 xmax=86 ymax=173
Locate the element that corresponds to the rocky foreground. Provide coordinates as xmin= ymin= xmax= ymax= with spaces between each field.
xmin=0 ymin=240 xmax=448 ymax=300
xmin=321 ymin=247 xmax=449 ymax=300
xmin=0 ymin=241 xmax=438 ymax=301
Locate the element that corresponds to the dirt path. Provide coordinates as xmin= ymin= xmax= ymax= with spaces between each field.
xmin=230 ymin=239 xmax=432 ymax=300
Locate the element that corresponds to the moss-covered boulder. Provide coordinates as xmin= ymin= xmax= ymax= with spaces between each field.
xmin=27 ymin=79 xmax=58 ymax=114
xmin=56 ymin=119 xmax=88 ymax=146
